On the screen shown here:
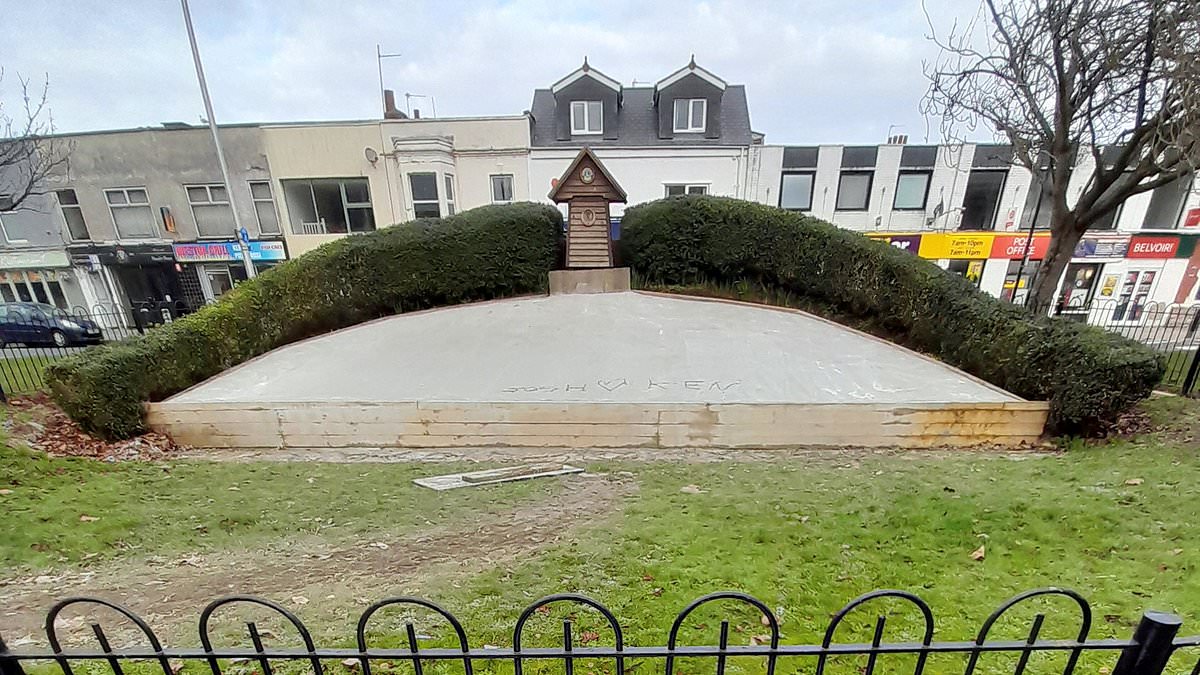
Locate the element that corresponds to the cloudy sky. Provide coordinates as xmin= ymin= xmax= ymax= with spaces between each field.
xmin=1 ymin=0 xmax=990 ymax=145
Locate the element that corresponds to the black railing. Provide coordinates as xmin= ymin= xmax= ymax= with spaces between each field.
xmin=1051 ymin=299 xmax=1200 ymax=395
xmin=0 ymin=302 xmax=193 ymax=397
xmin=2 ymin=589 xmax=1198 ymax=675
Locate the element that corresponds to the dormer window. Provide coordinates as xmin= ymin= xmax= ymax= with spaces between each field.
xmin=673 ymin=98 xmax=706 ymax=133
xmin=571 ymin=101 xmax=603 ymax=135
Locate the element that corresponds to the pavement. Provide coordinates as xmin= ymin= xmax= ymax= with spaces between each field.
xmin=170 ymin=292 xmax=1018 ymax=405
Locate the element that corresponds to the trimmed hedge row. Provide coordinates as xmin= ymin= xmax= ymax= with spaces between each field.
xmin=46 ymin=202 xmax=563 ymax=439
xmin=619 ymin=195 xmax=1162 ymax=433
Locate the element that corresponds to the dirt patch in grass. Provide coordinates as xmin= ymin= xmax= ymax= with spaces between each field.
xmin=0 ymin=473 xmax=635 ymax=647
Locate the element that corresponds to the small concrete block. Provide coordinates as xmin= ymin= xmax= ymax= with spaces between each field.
xmin=549 ymin=268 xmax=631 ymax=294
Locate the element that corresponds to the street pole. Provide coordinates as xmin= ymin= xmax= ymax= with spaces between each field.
xmin=181 ymin=0 xmax=255 ymax=279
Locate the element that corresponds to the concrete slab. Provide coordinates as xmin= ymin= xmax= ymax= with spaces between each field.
xmin=169 ymin=292 xmax=1018 ymax=406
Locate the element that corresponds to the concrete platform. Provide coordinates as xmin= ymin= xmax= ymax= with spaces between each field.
xmin=148 ymin=292 xmax=1048 ymax=449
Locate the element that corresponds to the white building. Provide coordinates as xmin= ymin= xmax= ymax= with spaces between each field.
xmin=527 ymin=59 xmax=765 ymax=224
xmin=759 ymin=141 xmax=1200 ymax=321
xmin=262 ymin=102 xmax=531 ymax=258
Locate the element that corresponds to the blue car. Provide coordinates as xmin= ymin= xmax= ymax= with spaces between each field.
xmin=0 ymin=302 xmax=105 ymax=348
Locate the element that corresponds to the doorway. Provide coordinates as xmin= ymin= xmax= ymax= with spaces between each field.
xmin=1057 ymin=262 xmax=1101 ymax=316
xmin=205 ymin=266 xmax=234 ymax=301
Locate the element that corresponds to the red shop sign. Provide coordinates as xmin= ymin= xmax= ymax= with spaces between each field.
xmin=1127 ymin=235 xmax=1180 ymax=259
xmin=1185 ymin=208 xmax=1200 ymax=229
xmin=990 ymin=234 xmax=1050 ymax=259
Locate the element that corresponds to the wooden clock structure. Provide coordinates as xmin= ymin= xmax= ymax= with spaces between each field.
xmin=548 ymin=148 xmax=627 ymax=268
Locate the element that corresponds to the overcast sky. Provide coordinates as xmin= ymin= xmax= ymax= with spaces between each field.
xmin=0 ymin=0 xmax=991 ymax=145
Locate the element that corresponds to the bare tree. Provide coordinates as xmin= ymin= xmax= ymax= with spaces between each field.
xmin=923 ymin=0 xmax=1200 ymax=310
xmin=0 ymin=69 xmax=70 ymax=212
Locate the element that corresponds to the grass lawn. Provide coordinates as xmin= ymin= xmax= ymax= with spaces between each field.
xmin=2 ymin=397 xmax=1199 ymax=674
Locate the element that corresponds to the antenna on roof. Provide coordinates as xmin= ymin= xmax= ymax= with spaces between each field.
xmin=582 ymin=56 xmax=590 ymax=71
xmin=688 ymin=54 xmax=697 ymax=69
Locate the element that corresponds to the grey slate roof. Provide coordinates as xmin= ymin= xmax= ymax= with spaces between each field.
xmin=529 ymin=85 xmax=754 ymax=147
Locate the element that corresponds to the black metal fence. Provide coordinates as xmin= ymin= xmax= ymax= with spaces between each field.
xmin=0 ymin=302 xmax=191 ymax=397
xmin=1054 ymin=300 xmax=1200 ymax=395
xmin=2 ymin=589 xmax=1198 ymax=675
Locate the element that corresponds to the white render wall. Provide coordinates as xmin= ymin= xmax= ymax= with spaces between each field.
xmin=263 ymin=117 xmax=531 ymax=258
xmin=529 ymin=147 xmax=755 ymax=216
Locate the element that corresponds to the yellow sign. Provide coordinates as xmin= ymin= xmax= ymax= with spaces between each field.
xmin=918 ymin=233 xmax=994 ymax=259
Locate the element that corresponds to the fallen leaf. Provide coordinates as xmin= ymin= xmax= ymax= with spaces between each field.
xmin=750 ymin=634 xmax=772 ymax=645
xmin=0 ymin=489 xmax=13 ymax=495
xmin=760 ymin=614 xmax=773 ymax=626
xmin=535 ymin=605 xmax=551 ymax=615
xmin=1171 ymin=548 xmax=1184 ymax=555
xmin=228 ymin=486 xmax=241 ymax=491
xmin=1124 ymin=478 xmax=1144 ymax=486
xmin=368 ymin=541 xmax=389 ymax=550
xmin=579 ymin=630 xmax=600 ymax=644
xmin=341 ymin=659 xmax=360 ymax=670
xmin=79 ymin=515 xmax=100 ymax=522
xmin=651 ymin=587 xmax=663 ymax=597
xmin=642 ymin=574 xmax=654 ymax=582
xmin=291 ymin=596 xmax=309 ymax=605
xmin=970 ymin=544 xmax=986 ymax=561
xmin=170 ymin=661 xmax=185 ymax=675
xmin=679 ymin=484 xmax=704 ymax=494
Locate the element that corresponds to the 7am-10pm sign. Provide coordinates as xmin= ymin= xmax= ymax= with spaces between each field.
xmin=918 ymin=233 xmax=993 ymax=259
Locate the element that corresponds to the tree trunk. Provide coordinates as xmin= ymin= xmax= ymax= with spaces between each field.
xmin=1028 ymin=214 xmax=1085 ymax=314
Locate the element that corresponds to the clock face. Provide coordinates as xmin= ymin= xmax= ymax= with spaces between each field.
xmin=580 ymin=167 xmax=595 ymax=184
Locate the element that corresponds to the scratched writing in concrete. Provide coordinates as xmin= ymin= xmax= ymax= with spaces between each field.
xmin=501 ymin=378 xmax=742 ymax=394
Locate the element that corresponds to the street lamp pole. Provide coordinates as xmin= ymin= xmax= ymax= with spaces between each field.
xmin=181 ymin=0 xmax=255 ymax=279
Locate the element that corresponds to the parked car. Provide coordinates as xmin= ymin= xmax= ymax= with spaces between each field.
xmin=0 ymin=302 xmax=104 ymax=348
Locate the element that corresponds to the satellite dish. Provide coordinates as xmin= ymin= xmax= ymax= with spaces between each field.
xmin=364 ymin=147 xmax=379 ymax=164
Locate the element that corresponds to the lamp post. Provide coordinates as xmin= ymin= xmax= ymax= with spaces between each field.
xmin=181 ymin=0 xmax=255 ymax=279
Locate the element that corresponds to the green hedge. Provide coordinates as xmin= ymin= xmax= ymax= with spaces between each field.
xmin=46 ymin=202 xmax=563 ymax=439
xmin=619 ymin=195 xmax=1162 ymax=433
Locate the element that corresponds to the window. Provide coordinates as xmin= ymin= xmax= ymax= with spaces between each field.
xmin=444 ymin=174 xmax=456 ymax=216
xmin=665 ymin=184 xmax=708 ymax=197
xmin=570 ymin=100 xmax=602 ymax=135
xmin=673 ymin=98 xmax=706 ymax=133
xmin=960 ymin=170 xmax=1007 ymax=230
xmin=104 ymin=187 xmax=157 ymax=239
xmin=1022 ymin=177 xmax=1055 ymax=231
xmin=186 ymin=184 xmax=235 ymax=239
xmin=1001 ymin=259 xmax=1041 ymax=304
xmin=779 ymin=173 xmax=814 ymax=211
xmin=491 ymin=174 xmax=514 ymax=203
xmin=249 ymin=181 xmax=281 ymax=235
xmin=0 ymin=196 xmax=25 ymax=244
xmin=893 ymin=171 xmax=931 ymax=210
xmin=947 ymin=259 xmax=985 ymax=288
xmin=409 ymin=173 xmax=440 ymax=218
xmin=55 ymin=189 xmax=89 ymax=240
xmin=1142 ymin=173 xmax=1193 ymax=229
xmin=835 ymin=171 xmax=873 ymax=211
xmin=0 ymin=194 xmax=13 ymax=211
xmin=0 ymin=270 xmax=69 ymax=308
xmin=281 ymin=178 xmax=375 ymax=235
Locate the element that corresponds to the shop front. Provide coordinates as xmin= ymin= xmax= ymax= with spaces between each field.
xmin=69 ymin=242 xmax=185 ymax=325
xmin=1055 ymin=233 xmax=1131 ymax=322
xmin=0 ymin=249 xmax=83 ymax=309
xmin=918 ymin=232 xmax=993 ymax=288
xmin=989 ymin=233 xmax=1051 ymax=304
xmin=171 ymin=240 xmax=288 ymax=304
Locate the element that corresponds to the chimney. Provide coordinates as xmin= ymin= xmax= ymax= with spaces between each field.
xmin=383 ymin=89 xmax=406 ymax=119
xmin=412 ymin=108 xmax=421 ymax=119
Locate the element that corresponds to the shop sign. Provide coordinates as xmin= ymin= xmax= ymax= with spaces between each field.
xmin=866 ymin=233 xmax=922 ymax=254
xmin=1099 ymin=273 xmax=1119 ymax=298
xmin=1073 ymin=234 xmax=1129 ymax=258
xmin=990 ymin=234 xmax=1050 ymax=260
xmin=918 ymin=232 xmax=992 ymax=259
xmin=1127 ymin=235 xmax=1180 ymax=259
xmin=1184 ymin=208 xmax=1200 ymax=229
xmin=173 ymin=240 xmax=287 ymax=263
xmin=69 ymin=243 xmax=175 ymax=266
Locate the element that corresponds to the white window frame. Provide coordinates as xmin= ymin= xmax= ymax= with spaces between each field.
xmin=664 ymin=183 xmax=709 ymax=197
xmin=490 ymin=174 xmax=514 ymax=203
xmin=571 ymin=100 xmax=603 ymax=135
xmin=248 ymin=180 xmax=281 ymax=235
xmin=0 ymin=196 xmax=26 ymax=244
xmin=104 ymin=186 xmax=158 ymax=239
xmin=185 ymin=183 xmax=234 ymax=239
xmin=444 ymin=174 xmax=456 ymax=216
xmin=673 ymin=98 xmax=707 ymax=133
xmin=55 ymin=189 xmax=90 ymax=241
xmin=408 ymin=172 xmax=441 ymax=218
